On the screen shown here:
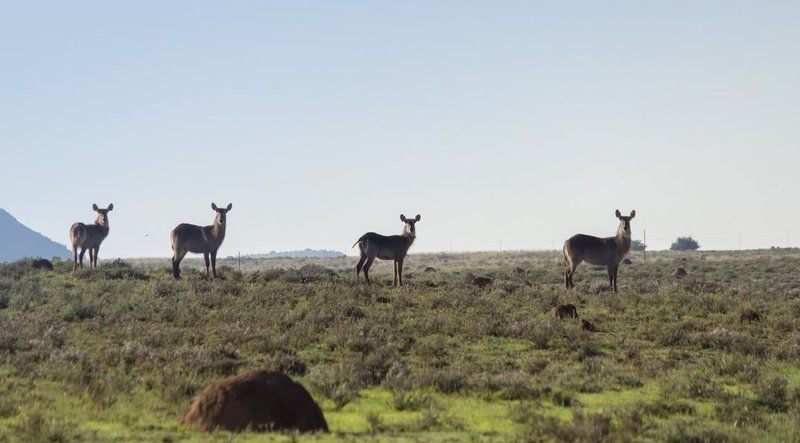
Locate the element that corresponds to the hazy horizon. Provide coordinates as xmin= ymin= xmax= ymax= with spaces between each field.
xmin=2 ymin=2 xmax=798 ymax=258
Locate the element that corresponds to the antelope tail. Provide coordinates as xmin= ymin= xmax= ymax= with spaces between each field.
xmin=72 ymin=224 xmax=86 ymax=239
xmin=352 ymin=235 xmax=365 ymax=248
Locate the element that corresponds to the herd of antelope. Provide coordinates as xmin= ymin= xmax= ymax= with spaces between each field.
xmin=69 ymin=203 xmax=637 ymax=291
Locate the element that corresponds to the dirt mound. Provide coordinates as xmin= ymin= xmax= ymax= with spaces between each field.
xmin=471 ymin=276 xmax=493 ymax=288
xmin=622 ymin=258 xmax=633 ymax=265
xmin=423 ymin=267 xmax=438 ymax=273
xmin=510 ymin=267 xmax=527 ymax=277
xmin=739 ymin=309 xmax=761 ymax=323
xmin=180 ymin=370 xmax=328 ymax=433
xmin=581 ymin=319 xmax=598 ymax=332
xmin=31 ymin=258 xmax=54 ymax=271
xmin=672 ymin=267 xmax=687 ymax=278
xmin=553 ymin=304 xmax=578 ymax=319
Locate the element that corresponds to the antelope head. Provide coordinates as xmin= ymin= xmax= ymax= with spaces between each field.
xmin=212 ymin=203 xmax=233 ymax=225
xmin=92 ymin=203 xmax=113 ymax=226
xmin=400 ymin=214 xmax=421 ymax=237
xmin=615 ymin=209 xmax=636 ymax=237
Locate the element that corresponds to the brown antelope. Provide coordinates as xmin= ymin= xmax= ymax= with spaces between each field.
xmin=171 ymin=203 xmax=232 ymax=279
xmin=69 ymin=203 xmax=113 ymax=272
xmin=563 ymin=210 xmax=635 ymax=292
xmin=353 ymin=214 xmax=421 ymax=286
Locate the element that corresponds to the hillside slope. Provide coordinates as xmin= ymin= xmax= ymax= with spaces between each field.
xmin=0 ymin=208 xmax=71 ymax=261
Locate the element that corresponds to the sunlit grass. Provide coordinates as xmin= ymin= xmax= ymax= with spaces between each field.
xmin=2 ymin=250 xmax=800 ymax=440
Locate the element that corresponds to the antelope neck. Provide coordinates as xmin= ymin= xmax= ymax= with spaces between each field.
xmin=616 ymin=225 xmax=631 ymax=247
xmin=95 ymin=217 xmax=109 ymax=233
xmin=402 ymin=228 xmax=416 ymax=245
xmin=213 ymin=220 xmax=226 ymax=236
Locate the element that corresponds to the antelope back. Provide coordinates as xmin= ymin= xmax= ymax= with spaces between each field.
xmin=172 ymin=203 xmax=233 ymax=252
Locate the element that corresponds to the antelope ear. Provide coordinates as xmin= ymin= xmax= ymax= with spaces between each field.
xmin=92 ymin=203 xmax=99 ymax=211
xmin=211 ymin=203 xmax=218 ymax=211
xmin=226 ymin=203 xmax=233 ymax=211
xmin=400 ymin=214 xmax=407 ymax=222
xmin=415 ymin=214 xmax=421 ymax=221
xmin=615 ymin=209 xmax=622 ymax=218
xmin=107 ymin=203 xmax=114 ymax=211
xmin=630 ymin=210 xmax=636 ymax=219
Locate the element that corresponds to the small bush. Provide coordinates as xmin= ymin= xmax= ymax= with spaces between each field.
xmin=755 ymin=376 xmax=788 ymax=412
xmin=98 ymin=260 xmax=149 ymax=280
xmin=520 ymin=412 xmax=614 ymax=442
xmin=264 ymin=352 xmax=307 ymax=376
xmin=551 ymin=390 xmax=578 ymax=407
xmin=0 ymin=397 xmax=18 ymax=418
xmin=308 ymin=365 xmax=361 ymax=411
xmin=391 ymin=391 xmax=432 ymax=411
xmin=658 ymin=418 xmax=738 ymax=442
xmin=635 ymin=399 xmax=696 ymax=418
xmin=12 ymin=412 xmax=71 ymax=443
xmin=61 ymin=300 xmax=100 ymax=321
xmin=433 ymin=371 xmax=466 ymax=394
xmin=715 ymin=396 xmax=765 ymax=428
xmin=670 ymin=236 xmax=700 ymax=251
xmin=365 ymin=411 xmax=383 ymax=435
xmin=667 ymin=371 xmax=723 ymax=399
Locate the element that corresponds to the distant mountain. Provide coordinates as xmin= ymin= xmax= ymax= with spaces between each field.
xmin=0 ymin=208 xmax=71 ymax=261
xmin=242 ymin=249 xmax=345 ymax=259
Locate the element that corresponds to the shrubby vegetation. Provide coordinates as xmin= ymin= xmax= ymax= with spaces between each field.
xmin=671 ymin=236 xmax=701 ymax=251
xmin=1 ymin=249 xmax=800 ymax=441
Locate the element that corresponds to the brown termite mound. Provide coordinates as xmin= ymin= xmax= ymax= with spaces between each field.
xmin=553 ymin=304 xmax=579 ymax=319
xmin=739 ymin=309 xmax=761 ymax=323
xmin=180 ymin=370 xmax=328 ymax=433
xmin=672 ymin=267 xmax=688 ymax=278
xmin=31 ymin=258 xmax=54 ymax=271
xmin=471 ymin=276 xmax=494 ymax=288
xmin=581 ymin=319 xmax=599 ymax=332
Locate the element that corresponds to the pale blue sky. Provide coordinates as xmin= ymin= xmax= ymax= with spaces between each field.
xmin=1 ymin=1 xmax=798 ymax=257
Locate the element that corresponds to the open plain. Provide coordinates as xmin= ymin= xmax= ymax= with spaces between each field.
xmin=1 ymin=249 xmax=800 ymax=441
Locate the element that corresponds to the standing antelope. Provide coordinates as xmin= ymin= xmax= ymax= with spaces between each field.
xmin=69 ymin=203 xmax=113 ymax=272
xmin=353 ymin=214 xmax=421 ymax=286
xmin=171 ymin=203 xmax=232 ymax=279
xmin=563 ymin=210 xmax=636 ymax=292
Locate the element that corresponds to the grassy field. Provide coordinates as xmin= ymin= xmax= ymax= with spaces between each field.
xmin=2 ymin=249 xmax=800 ymax=441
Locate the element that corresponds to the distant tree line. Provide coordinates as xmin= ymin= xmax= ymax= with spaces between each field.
xmin=629 ymin=237 xmax=701 ymax=251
